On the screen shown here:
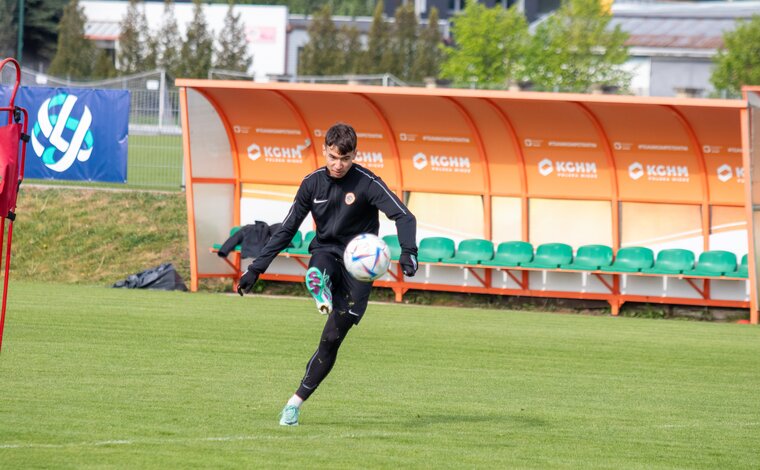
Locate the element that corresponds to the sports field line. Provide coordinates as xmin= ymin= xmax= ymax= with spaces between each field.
xmin=0 ymin=431 xmax=401 ymax=450
xmin=4 ymin=421 xmax=759 ymax=450
xmin=654 ymin=422 xmax=760 ymax=429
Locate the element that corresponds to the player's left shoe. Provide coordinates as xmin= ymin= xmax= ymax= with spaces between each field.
xmin=305 ymin=267 xmax=332 ymax=315
xmin=279 ymin=405 xmax=300 ymax=426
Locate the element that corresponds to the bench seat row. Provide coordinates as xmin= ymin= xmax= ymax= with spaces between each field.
xmin=410 ymin=237 xmax=748 ymax=279
xmin=214 ymin=229 xmax=748 ymax=279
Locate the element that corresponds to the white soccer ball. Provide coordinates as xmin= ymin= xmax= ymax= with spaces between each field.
xmin=343 ymin=233 xmax=391 ymax=282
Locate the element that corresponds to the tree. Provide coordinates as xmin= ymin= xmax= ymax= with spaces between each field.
xmin=711 ymin=15 xmax=760 ymax=97
xmin=215 ymin=0 xmax=253 ymax=74
xmin=117 ymin=0 xmax=151 ymax=74
xmin=92 ymin=49 xmax=117 ymax=78
xmin=339 ymin=25 xmax=363 ymax=75
xmin=48 ymin=0 xmax=97 ymax=79
xmin=283 ymin=0 xmax=372 ymax=16
xmin=387 ymin=3 xmax=417 ymax=81
xmin=0 ymin=0 xmax=17 ymax=58
xmin=143 ymin=27 xmax=159 ymax=71
xmin=179 ymin=0 xmax=214 ymax=78
xmin=297 ymin=4 xmax=342 ymax=76
xmin=21 ymin=0 xmax=67 ymax=63
xmin=440 ymin=3 xmax=529 ymax=88
xmin=526 ymin=0 xmax=629 ymax=92
xmin=362 ymin=0 xmax=392 ymax=74
xmin=156 ymin=0 xmax=183 ymax=78
xmin=411 ymin=7 xmax=442 ymax=82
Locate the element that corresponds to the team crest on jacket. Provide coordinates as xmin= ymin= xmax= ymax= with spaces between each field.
xmin=345 ymin=192 xmax=356 ymax=205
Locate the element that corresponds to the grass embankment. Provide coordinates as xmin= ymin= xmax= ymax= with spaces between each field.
xmin=8 ymin=186 xmax=189 ymax=286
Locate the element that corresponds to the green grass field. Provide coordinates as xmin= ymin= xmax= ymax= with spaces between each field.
xmin=1 ymin=282 xmax=759 ymax=468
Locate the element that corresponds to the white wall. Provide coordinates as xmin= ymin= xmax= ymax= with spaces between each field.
xmin=82 ymin=1 xmax=287 ymax=80
xmin=622 ymin=56 xmax=651 ymax=96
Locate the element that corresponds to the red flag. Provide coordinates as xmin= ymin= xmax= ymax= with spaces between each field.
xmin=0 ymin=123 xmax=20 ymax=218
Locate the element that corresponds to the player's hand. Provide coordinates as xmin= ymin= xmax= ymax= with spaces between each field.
xmin=399 ymin=252 xmax=418 ymax=277
xmin=237 ymin=269 xmax=259 ymax=296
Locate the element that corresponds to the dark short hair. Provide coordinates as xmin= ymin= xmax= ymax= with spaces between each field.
xmin=324 ymin=123 xmax=357 ymax=155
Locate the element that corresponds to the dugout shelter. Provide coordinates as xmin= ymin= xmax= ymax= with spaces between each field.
xmin=176 ymin=80 xmax=757 ymax=323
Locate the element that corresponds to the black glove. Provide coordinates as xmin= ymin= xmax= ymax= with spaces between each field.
xmin=217 ymin=249 xmax=229 ymax=258
xmin=237 ymin=269 xmax=259 ymax=296
xmin=399 ymin=252 xmax=418 ymax=277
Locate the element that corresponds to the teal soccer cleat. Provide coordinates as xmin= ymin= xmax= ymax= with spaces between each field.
xmin=305 ymin=267 xmax=333 ymax=315
xmin=279 ymin=405 xmax=300 ymax=426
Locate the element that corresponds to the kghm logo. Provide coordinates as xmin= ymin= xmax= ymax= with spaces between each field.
xmin=412 ymin=152 xmax=427 ymax=170
xmin=411 ymin=152 xmax=471 ymax=173
xmin=30 ymin=93 xmax=93 ymax=172
xmin=717 ymin=164 xmax=744 ymax=183
xmin=355 ymin=151 xmax=384 ymax=168
xmin=628 ymin=161 xmax=689 ymax=182
xmin=628 ymin=162 xmax=644 ymax=180
xmin=247 ymin=140 xmax=310 ymax=163
xmin=537 ymin=158 xmax=598 ymax=179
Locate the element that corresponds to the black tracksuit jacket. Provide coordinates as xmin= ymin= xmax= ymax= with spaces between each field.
xmin=247 ymin=164 xmax=417 ymax=275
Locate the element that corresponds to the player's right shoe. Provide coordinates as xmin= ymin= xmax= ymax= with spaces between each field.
xmin=305 ymin=267 xmax=332 ymax=315
xmin=279 ymin=405 xmax=300 ymax=426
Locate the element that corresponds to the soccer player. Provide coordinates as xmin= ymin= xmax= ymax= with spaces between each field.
xmin=237 ymin=123 xmax=418 ymax=426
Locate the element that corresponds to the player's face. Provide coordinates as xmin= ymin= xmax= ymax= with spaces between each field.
xmin=324 ymin=144 xmax=355 ymax=178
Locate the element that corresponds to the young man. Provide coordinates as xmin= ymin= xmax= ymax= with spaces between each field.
xmin=237 ymin=123 xmax=418 ymax=426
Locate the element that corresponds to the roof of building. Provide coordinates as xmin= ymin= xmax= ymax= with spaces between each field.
xmin=610 ymin=1 xmax=760 ymax=51
xmin=85 ymin=20 xmax=121 ymax=41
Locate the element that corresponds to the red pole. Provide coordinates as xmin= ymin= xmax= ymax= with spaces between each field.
xmin=0 ymin=217 xmax=9 ymax=352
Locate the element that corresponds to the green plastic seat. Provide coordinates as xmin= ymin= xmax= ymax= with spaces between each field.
xmin=688 ymin=250 xmax=737 ymax=277
xmin=417 ymin=237 xmax=456 ymax=263
xmin=212 ymin=243 xmax=233 ymax=251
xmin=600 ymin=246 xmax=654 ymax=273
xmin=283 ymin=231 xmax=303 ymax=253
xmin=288 ymin=230 xmax=315 ymax=255
xmin=560 ymin=244 xmax=613 ymax=271
xmin=724 ymin=254 xmax=748 ymax=278
xmin=213 ymin=226 xmax=242 ymax=252
xmin=447 ymin=239 xmax=494 ymax=265
xmin=382 ymin=234 xmax=402 ymax=260
xmin=641 ymin=248 xmax=695 ymax=275
xmin=481 ymin=241 xmax=534 ymax=267
xmin=520 ymin=243 xmax=573 ymax=269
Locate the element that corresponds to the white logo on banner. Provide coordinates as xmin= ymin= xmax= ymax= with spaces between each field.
xmin=628 ymin=162 xmax=644 ymax=180
xmin=717 ymin=164 xmax=732 ymax=182
xmin=412 ymin=152 xmax=471 ymax=173
xmin=538 ymin=158 xmax=553 ymax=176
xmin=537 ymin=158 xmax=598 ymax=178
xmin=30 ymin=93 xmax=94 ymax=172
xmin=628 ymin=161 xmax=689 ymax=182
xmin=247 ymin=143 xmax=261 ymax=161
xmin=355 ymin=151 xmax=384 ymax=168
xmin=717 ymin=164 xmax=744 ymax=183
xmin=246 ymin=141 xmax=310 ymax=164
xmin=412 ymin=152 xmax=427 ymax=170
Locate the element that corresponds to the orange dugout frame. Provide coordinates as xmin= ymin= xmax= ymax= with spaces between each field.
xmin=176 ymin=80 xmax=755 ymax=321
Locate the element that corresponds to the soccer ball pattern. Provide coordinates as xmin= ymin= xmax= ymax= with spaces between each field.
xmin=343 ymin=233 xmax=391 ymax=282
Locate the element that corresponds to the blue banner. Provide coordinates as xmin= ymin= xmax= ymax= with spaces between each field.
xmin=0 ymin=86 xmax=129 ymax=183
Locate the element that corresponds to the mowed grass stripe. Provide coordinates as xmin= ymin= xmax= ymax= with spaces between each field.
xmin=0 ymin=282 xmax=758 ymax=468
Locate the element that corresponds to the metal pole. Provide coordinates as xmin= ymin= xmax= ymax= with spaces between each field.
xmin=16 ymin=0 xmax=24 ymax=63
xmin=158 ymin=69 xmax=165 ymax=132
